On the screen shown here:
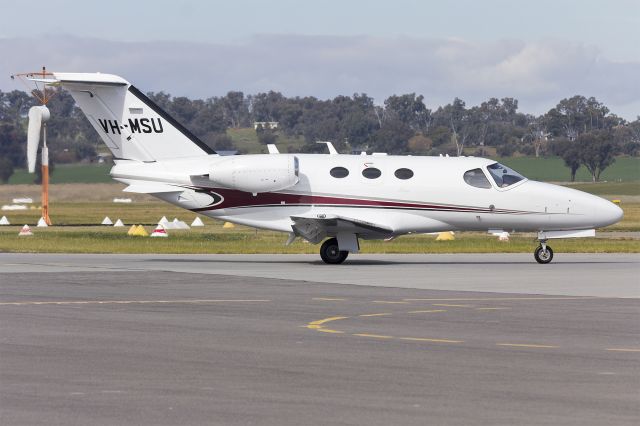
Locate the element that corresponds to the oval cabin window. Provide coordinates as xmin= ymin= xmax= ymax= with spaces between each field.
xmin=330 ymin=167 xmax=349 ymax=178
xmin=463 ymin=168 xmax=492 ymax=189
xmin=362 ymin=167 xmax=382 ymax=179
xmin=394 ymin=168 xmax=414 ymax=180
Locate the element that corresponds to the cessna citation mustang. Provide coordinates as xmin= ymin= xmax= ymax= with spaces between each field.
xmin=43 ymin=73 xmax=623 ymax=264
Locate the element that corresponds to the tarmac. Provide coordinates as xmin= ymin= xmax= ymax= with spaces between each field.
xmin=0 ymin=253 xmax=639 ymax=425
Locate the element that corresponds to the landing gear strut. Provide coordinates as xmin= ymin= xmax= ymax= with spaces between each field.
xmin=534 ymin=240 xmax=554 ymax=264
xmin=320 ymin=238 xmax=349 ymax=264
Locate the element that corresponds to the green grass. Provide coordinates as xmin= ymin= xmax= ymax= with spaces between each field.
xmin=1 ymin=199 xmax=637 ymax=253
xmin=8 ymin=163 xmax=113 ymax=185
xmin=0 ymin=227 xmax=637 ymax=254
xmin=227 ymin=128 xmax=306 ymax=154
xmin=564 ymin=181 xmax=640 ymax=196
xmin=5 ymin=201 xmax=638 ymax=231
xmin=498 ymin=156 xmax=640 ymax=182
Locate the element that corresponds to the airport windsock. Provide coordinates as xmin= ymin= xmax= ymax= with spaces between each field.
xmin=113 ymin=219 xmax=125 ymax=227
xmin=191 ymin=217 xmax=204 ymax=227
xmin=101 ymin=216 xmax=113 ymax=225
xmin=223 ymin=221 xmax=235 ymax=229
xmin=436 ymin=231 xmax=455 ymax=241
xmin=37 ymin=217 xmax=48 ymax=227
xmin=0 ymin=216 xmax=9 ymax=225
xmin=18 ymin=224 xmax=33 ymax=236
xmin=150 ymin=224 xmax=168 ymax=237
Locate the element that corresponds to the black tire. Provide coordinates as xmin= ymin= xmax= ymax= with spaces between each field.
xmin=320 ymin=238 xmax=349 ymax=264
xmin=534 ymin=245 xmax=554 ymax=264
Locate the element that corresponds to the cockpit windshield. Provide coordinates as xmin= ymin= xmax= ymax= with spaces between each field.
xmin=486 ymin=163 xmax=526 ymax=188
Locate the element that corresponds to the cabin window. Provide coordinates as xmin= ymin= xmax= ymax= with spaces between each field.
xmin=394 ymin=168 xmax=414 ymax=180
xmin=487 ymin=163 xmax=525 ymax=188
xmin=330 ymin=166 xmax=349 ymax=178
xmin=463 ymin=168 xmax=492 ymax=189
xmin=362 ymin=167 xmax=382 ymax=179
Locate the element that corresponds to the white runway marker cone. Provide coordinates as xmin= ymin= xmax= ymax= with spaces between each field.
xmin=173 ymin=218 xmax=190 ymax=229
xmin=191 ymin=217 xmax=204 ymax=227
xmin=37 ymin=217 xmax=48 ymax=227
xmin=18 ymin=224 xmax=33 ymax=236
xmin=113 ymin=219 xmax=125 ymax=227
xmin=101 ymin=216 xmax=113 ymax=225
xmin=0 ymin=216 xmax=9 ymax=225
xmin=150 ymin=224 xmax=168 ymax=237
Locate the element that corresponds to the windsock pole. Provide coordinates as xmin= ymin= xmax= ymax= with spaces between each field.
xmin=41 ymin=123 xmax=51 ymax=225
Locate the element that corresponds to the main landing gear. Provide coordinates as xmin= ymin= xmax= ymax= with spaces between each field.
xmin=534 ymin=240 xmax=554 ymax=264
xmin=320 ymin=237 xmax=349 ymax=264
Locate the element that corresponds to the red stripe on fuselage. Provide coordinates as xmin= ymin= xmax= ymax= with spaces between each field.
xmin=190 ymin=187 xmax=511 ymax=213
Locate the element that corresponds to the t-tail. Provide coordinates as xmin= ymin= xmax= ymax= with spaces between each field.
xmin=52 ymin=72 xmax=215 ymax=161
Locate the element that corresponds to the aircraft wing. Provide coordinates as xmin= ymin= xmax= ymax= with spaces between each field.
xmin=290 ymin=214 xmax=393 ymax=244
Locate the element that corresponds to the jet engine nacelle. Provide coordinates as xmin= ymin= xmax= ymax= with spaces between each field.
xmin=209 ymin=154 xmax=299 ymax=194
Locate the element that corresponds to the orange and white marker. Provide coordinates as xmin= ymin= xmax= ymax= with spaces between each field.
xmin=150 ymin=224 xmax=168 ymax=238
xmin=18 ymin=224 xmax=33 ymax=236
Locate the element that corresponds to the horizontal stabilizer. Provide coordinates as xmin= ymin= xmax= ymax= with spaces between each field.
xmin=123 ymin=184 xmax=183 ymax=194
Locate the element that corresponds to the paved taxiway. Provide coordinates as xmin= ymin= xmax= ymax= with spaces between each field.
xmin=1 ymin=253 xmax=638 ymax=425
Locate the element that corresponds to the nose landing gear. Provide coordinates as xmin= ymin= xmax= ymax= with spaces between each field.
xmin=534 ymin=240 xmax=554 ymax=264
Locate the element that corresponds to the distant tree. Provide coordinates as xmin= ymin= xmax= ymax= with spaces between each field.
xmin=444 ymin=98 xmax=472 ymax=156
xmin=0 ymin=122 xmax=25 ymax=168
xmin=205 ymin=133 xmax=236 ymax=152
xmin=370 ymin=118 xmax=413 ymax=154
xmin=256 ymin=125 xmax=278 ymax=145
xmin=384 ymin=94 xmax=431 ymax=132
xmin=222 ymin=91 xmax=248 ymax=128
xmin=578 ymin=131 xmax=617 ymax=182
xmin=407 ymin=134 xmax=433 ymax=154
xmin=0 ymin=157 xmax=14 ymax=183
xmin=551 ymin=139 xmax=581 ymax=182
xmin=524 ymin=115 xmax=548 ymax=158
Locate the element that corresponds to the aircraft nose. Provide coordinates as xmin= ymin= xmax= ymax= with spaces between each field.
xmin=587 ymin=195 xmax=624 ymax=228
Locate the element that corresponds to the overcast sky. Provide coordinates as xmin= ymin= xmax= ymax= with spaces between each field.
xmin=1 ymin=0 xmax=638 ymax=118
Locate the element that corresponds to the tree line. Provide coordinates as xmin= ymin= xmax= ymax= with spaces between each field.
xmin=1 ymin=88 xmax=638 ymax=183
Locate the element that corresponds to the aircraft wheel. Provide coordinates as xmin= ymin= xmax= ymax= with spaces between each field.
xmin=534 ymin=245 xmax=554 ymax=264
xmin=320 ymin=238 xmax=349 ymax=264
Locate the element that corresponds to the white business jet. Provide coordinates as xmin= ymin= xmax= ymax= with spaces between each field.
xmin=35 ymin=73 xmax=623 ymax=264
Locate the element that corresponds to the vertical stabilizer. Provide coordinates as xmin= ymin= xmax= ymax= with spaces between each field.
xmin=53 ymin=73 xmax=214 ymax=161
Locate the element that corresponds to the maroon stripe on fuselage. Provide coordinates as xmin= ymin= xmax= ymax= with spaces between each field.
xmin=189 ymin=187 xmax=520 ymax=214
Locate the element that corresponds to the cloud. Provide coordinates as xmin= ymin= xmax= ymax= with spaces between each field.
xmin=1 ymin=34 xmax=638 ymax=119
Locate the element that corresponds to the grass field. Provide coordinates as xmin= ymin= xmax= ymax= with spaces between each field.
xmin=499 ymin=156 xmax=640 ymax=183
xmin=0 ymin=199 xmax=638 ymax=254
xmin=0 ymin=226 xmax=638 ymax=254
xmin=227 ymin=127 xmax=306 ymax=154
xmin=8 ymin=163 xmax=113 ymax=185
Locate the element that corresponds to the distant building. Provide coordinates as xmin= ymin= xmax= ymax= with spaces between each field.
xmin=254 ymin=121 xmax=279 ymax=130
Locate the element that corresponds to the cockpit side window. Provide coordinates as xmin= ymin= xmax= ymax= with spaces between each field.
xmin=487 ymin=163 xmax=525 ymax=188
xmin=463 ymin=168 xmax=492 ymax=189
